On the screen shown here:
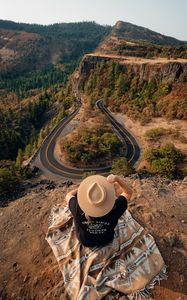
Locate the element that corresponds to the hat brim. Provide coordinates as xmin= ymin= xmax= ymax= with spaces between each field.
xmin=77 ymin=175 xmax=116 ymax=217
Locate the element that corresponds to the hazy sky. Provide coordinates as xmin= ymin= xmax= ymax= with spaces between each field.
xmin=1 ymin=0 xmax=187 ymax=41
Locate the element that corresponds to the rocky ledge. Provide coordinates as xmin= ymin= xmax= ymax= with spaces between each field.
xmin=0 ymin=176 xmax=186 ymax=300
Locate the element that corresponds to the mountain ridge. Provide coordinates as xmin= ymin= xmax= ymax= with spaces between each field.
xmin=97 ymin=21 xmax=187 ymax=59
xmin=112 ymin=20 xmax=186 ymax=45
xmin=0 ymin=20 xmax=111 ymax=78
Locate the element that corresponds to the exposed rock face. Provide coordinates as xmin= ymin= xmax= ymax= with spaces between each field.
xmin=0 ymin=176 xmax=187 ymax=300
xmin=80 ymin=54 xmax=187 ymax=84
xmin=80 ymin=54 xmax=111 ymax=75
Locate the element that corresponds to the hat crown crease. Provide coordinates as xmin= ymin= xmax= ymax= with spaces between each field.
xmin=87 ymin=182 xmax=106 ymax=206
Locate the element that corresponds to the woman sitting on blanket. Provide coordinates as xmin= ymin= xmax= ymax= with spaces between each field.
xmin=66 ymin=174 xmax=132 ymax=248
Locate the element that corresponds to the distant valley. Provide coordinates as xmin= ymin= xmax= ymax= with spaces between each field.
xmin=0 ymin=18 xmax=187 ymax=300
xmin=0 ymin=19 xmax=187 ymax=194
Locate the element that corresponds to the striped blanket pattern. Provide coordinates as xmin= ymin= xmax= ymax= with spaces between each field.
xmin=46 ymin=206 xmax=167 ymax=300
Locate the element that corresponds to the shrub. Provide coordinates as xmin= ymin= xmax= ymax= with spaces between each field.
xmin=111 ymin=157 xmax=134 ymax=176
xmin=144 ymin=127 xmax=187 ymax=143
xmin=0 ymin=168 xmax=18 ymax=194
xmin=62 ymin=124 xmax=124 ymax=166
xmin=151 ymin=157 xmax=176 ymax=177
xmin=153 ymin=82 xmax=170 ymax=99
xmin=143 ymin=143 xmax=185 ymax=178
xmin=144 ymin=128 xmax=167 ymax=141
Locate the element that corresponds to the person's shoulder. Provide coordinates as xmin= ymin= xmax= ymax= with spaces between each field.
xmin=115 ymin=195 xmax=128 ymax=209
xmin=117 ymin=194 xmax=127 ymax=201
xmin=69 ymin=196 xmax=77 ymax=210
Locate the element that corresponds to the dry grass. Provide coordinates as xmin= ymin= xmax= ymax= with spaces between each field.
xmin=88 ymin=53 xmax=187 ymax=64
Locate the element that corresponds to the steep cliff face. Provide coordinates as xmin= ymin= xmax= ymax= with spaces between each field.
xmin=80 ymin=54 xmax=187 ymax=84
xmin=78 ymin=54 xmax=187 ymax=121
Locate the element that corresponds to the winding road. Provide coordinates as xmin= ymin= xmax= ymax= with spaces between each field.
xmin=32 ymin=100 xmax=141 ymax=180
xmin=96 ymin=100 xmax=140 ymax=166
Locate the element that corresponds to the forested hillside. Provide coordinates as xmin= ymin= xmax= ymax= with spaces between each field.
xmin=0 ymin=20 xmax=111 ymax=194
xmin=0 ymin=20 xmax=111 ymax=79
xmin=1 ymin=19 xmax=187 ymax=194
xmin=79 ymin=57 xmax=187 ymax=123
xmin=0 ymin=21 xmax=110 ymax=159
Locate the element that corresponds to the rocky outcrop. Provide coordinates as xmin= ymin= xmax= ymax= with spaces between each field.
xmin=0 ymin=175 xmax=187 ymax=300
xmin=79 ymin=54 xmax=187 ymax=84
xmin=80 ymin=54 xmax=111 ymax=75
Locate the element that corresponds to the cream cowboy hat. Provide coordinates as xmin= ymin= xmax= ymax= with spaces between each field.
xmin=77 ymin=175 xmax=116 ymax=217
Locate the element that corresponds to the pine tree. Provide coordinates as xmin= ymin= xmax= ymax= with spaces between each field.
xmin=24 ymin=144 xmax=32 ymax=159
xmin=15 ymin=148 xmax=23 ymax=170
xmin=115 ymin=73 xmax=126 ymax=97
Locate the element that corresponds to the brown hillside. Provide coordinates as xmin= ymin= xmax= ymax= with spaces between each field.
xmin=97 ymin=21 xmax=187 ymax=59
xmin=0 ymin=29 xmax=41 ymax=74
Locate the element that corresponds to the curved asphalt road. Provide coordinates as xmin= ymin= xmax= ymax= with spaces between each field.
xmin=96 ymin=100 xmax=140 ymax=166
xmin=36 ymin=100 xmax=140 ymax=180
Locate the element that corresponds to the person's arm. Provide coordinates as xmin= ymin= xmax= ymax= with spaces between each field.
xmin=65 ymin=188 xmax=78 ymax=203
xmin=107 ymin=174 xmax=132 ymax=201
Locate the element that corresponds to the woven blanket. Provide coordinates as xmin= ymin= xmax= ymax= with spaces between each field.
xmin=46 ymin=206 xmax=167 ymax=300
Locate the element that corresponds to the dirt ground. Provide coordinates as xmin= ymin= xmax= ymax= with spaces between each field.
xmin=87 ymin=53 xmax=187 ymax=65
xmin=113 ymin=113 xmax=187 ymax=170
xmin=0 ymin=175 xmax=187 ymax=300
xmin=55 ymin=100 xmax=187 ymax=173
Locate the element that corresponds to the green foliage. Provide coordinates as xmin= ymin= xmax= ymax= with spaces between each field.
xmin=0 ymin=88 xmax=73 ymax=161
xmin=111 ymin=157 xmax=134 ymax=176
xmin=0 ymin=168 xmax=18 ymax=193
xmin=81 ymin=59 xmax=187 ymax=122
xmin=151 ymin=157 xmax=176 ymax=177
xmin=63 ymin=124 xmax=123 ymax=166
xmin=0 ymin=66 xmax=66 ymax=97
xmin=21 ymin=166 xmax=33 ymax=179
xmin=24 ymin=144 xmax=33 ymax=160
xmin=0 ymin=20 xmax=111 ymax=80
xmin=99 ymin=133 xmax=122 ymax=154
xmin=15 ymin=148 xmax=23 ymax=170
xmin=139 ymin=80 xmax=157 ymax=100
xmin=115 ymin=73 xmax=128 ymax=97
xmin=153 ymin=82 xmax=170 ymax=99
xmin=144 ymin=143 xmax=185 ymax=178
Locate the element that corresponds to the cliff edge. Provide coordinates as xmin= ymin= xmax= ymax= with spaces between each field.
xmin=0 ymin=176 xmax=186 ymax=300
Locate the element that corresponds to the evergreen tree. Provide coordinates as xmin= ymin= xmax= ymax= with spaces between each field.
xmin=0 ymin=168 xmax=18 ymax=193
xmin=24 ymin=144 xmax=33 ymax=159
xmin=15 ymin=148 xmax=23 ymax=170
xmin=112 ymin=157 xmax=134 ymax=176
xmin=115 ymin=73 xmax=126 ymax=97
